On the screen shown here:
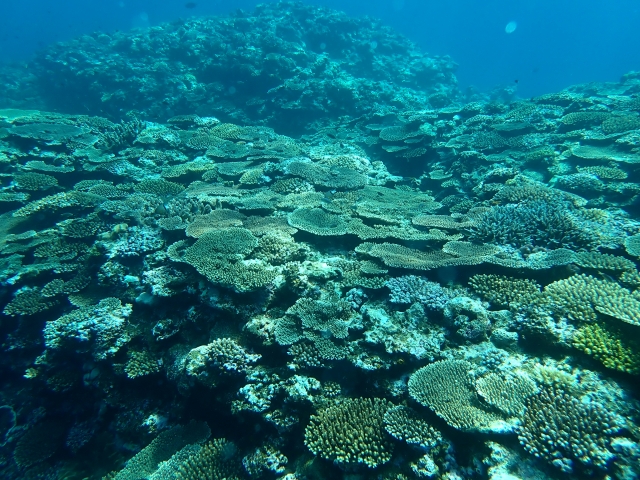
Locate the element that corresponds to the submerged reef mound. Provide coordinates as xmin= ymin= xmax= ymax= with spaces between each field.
xmin=1 ymin=13 xmax=640 ymax=480
xmin=26 ymin=1 xmax=457 ymax=134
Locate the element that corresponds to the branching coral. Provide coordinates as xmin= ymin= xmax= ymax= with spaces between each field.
xmin=408 ymin=360 xmax=507 ymax=432
xmin=305 ymin=398 xmax=393 ymax=468
xmin=518 ymin=385 xmax=620 ymax=473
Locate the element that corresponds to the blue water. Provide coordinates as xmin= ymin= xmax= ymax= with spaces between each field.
xmin=1 ymin=0 xmax=638 ymax=99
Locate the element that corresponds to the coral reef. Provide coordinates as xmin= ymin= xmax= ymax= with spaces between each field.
xmin=0 ymin=3 xmax=640 ymax=479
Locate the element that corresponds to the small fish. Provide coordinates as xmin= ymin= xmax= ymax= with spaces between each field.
xmin=185 ymin=2 xmax=197 ymax=8
xmin=514 ymin=79 xmax=519 ymax=84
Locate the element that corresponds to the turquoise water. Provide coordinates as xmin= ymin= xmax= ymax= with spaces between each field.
xmin=0 ymin=2 xmax=639 ymax=479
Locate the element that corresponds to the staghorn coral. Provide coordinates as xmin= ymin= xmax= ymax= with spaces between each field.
xmin=110 ymin=422 xmax=211 ymax=480
xmin=13 ymin=172 xmax=58 ymax=190
xmin=518 ymin=385 xmax=620 ymax=473
xmin=43 ymin=297 xmax=132 ymax=360
xmin=304 ymin=397 xmax=393 ymax=468
xmin=125 ymin=350 xmax=162 ymax=379
xmin=174 ymin=439 xmax=242 ymax=480
xmin=469 ymin=200 xmax=594 ymax=250
xmin=13 ymin=420 xmax=66 ymax=469
xmin=383 ymin=405 xmax=442 ymax=449
xmin=573 ymin=323 xmax=640 ymax=374
xmin=543 ymin=273 xmax=640 ymax=326
xmin=474 ymin=372 xmax=538 ymax=416
xmin=469 ymin=274 xmax=540 ymax=308
xmin=386 ymin=275 xmax=452 ymax=309
xmin=408 ymin=360 xmax=507 ymax=432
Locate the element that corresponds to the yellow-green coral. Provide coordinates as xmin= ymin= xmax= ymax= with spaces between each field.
xmin=542 ymin=273 xmax=640 ymax=325
xmin=601 ymin=115 xmax=640 ymax=135
xmin=134 ymin=178 xmax=185 ymax=196
xmin=175 ymin=438 xmax=242 ymax=480
xmin=125 ymin=350 xmax=162 ymax=379
xmin=408 ymin=360 xmax=505 ymax=432
xmin=185 ymin=210 xmax=246 ymax=238
xmin=573 ymin=251 xmax=635 ymax=272
xmin=475 ymin=372 xmax=539 ymax=416
xmin=287 ymin=207 xmax=348 ymax=236
xmin=573 ymin=323 xmax=640 ymax=374
xmin=356 ymin=242 xmax=482 ymax=270
xmin=469 ymin=274 xmax=540 ymax=308
xmin=13 ymin=420 xmax=66 ymax=469
xmin=13 ymin=172 xmax=58 ymax=190
xmin=304 ymin=397 xmax=393 ymax=468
